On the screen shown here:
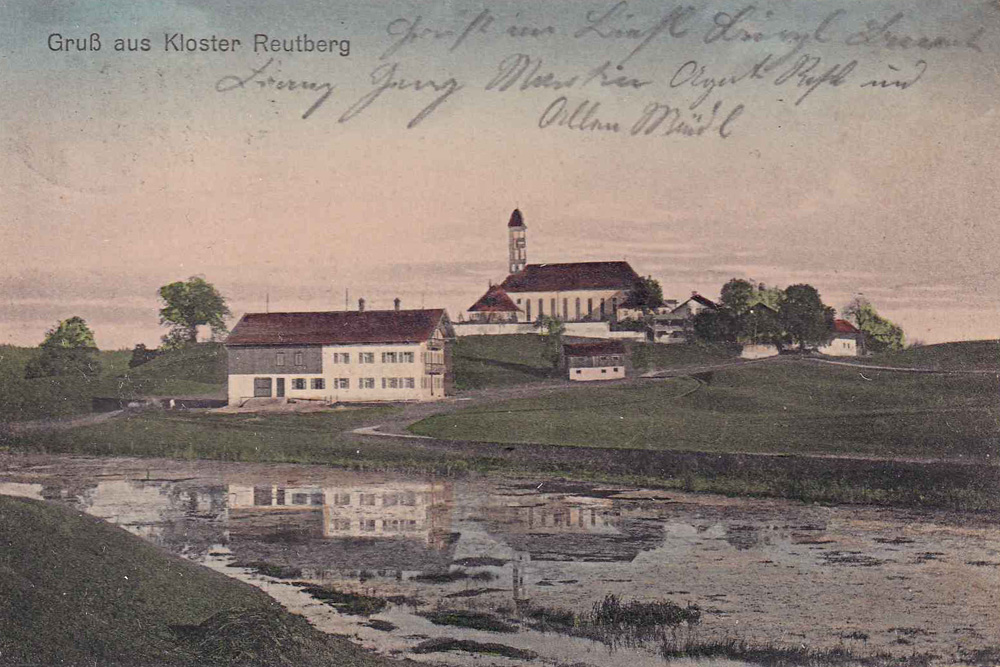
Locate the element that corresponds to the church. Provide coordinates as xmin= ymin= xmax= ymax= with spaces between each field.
xmin=465 ymin=209 xmax=642 ymax=324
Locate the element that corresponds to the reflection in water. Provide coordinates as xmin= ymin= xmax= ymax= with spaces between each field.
xmin=3 ymin=461 xmax=998 ymax=667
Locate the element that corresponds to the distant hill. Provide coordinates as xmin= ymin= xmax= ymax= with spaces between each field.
xmin=112 ymin=343 xmax=227 ymax=398
xmin=871 ymin=340 xmax=1000 ymax=371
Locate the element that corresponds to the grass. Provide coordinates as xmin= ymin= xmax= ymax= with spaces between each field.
xmin=295 ymin=583 xmax=388 ymax=616
xmin=659 ymin=637 xmax=933 ymax=667
xmin=452 ymin=335 xmax=556 ymax=390
xmin=412 ymin=637 xmax=536 ymax=659
xmin=870 ymin=340 xmax=1000 ymax=371
xmin=420 ymin=610 xmax=518 ymax=633
xmin=629 ymin=341 xmax=737 ymax=371
xmin=410 ymin=361 xmax=1000 ymax=461
xmin=0 ymin=495 xmax=405 ymax=667
xmin=0 ymin=343 xmax=226 ymax=423
xmin=0 ymin=345 xmax=131 ymax=422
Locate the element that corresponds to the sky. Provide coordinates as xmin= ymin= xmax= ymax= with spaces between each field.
xmin=1 ymin=0 xmax=998 ymax=348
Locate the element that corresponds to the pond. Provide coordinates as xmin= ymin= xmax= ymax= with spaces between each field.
xmin=2 ymin=454 xmax=998 ymax=666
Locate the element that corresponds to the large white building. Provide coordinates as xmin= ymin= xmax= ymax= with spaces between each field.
xmin=225 ymin=306 xmax=453 ymax=405
xmin=466 ymin=209 xmax=642 ymax=324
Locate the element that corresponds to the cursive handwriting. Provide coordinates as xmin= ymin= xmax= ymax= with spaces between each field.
xmin=574 ymin=2 xmax=697 ymax=69
xmin=215 ymin=58 xmax=336 ymax=119
xmin=485 ymin=54 xmax=652 ymax=93
xmin=340 ymin=62 xmax=464 ymax=128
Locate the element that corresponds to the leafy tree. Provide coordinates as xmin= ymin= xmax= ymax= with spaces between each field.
xmin=692 ymin=309 xmax=739 ymax=344
xmin=779 ymin=284 xmax=835 ymax=349
xmin=628 ymin=276 xmax=664 ymax=310
xmin=719 ymin=278 xmax=756 ymax=315
xmin=129 ymin=343 xmax=160 ymax=368
xmin=536 ymin=315 xmax=566 ymax=369
xmin=844 ymin=296 xmax=905 ymax=353
xmin=24 ymin=317 xmax=101 ymax=378
xmin=158 ymin=276 xmax=231 ymax=346
xmin=743 ymin=303 xmax=784 ymax=346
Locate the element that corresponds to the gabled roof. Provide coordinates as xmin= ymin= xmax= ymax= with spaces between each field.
xmin=500 ymin=261 xmax=640 ymax=293
xmin=508 ymin=208 xmax=525 ymax=228
xmin=671 ymin=293 xmax=717 ymax=313
xmin=563 ymin=341 xmax=626 ymax=357
xmin=832 ymin=319 xmax=860 ymax=335
xmin=468 ymin=285 xmax=521 ymax=313
xmin=225 ymin=309 xmax=449 ymax=346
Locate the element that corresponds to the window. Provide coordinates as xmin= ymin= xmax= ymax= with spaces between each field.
xmin=335 ymin=378 xmax=349 ymax=389
xmin=576 ymin=369 xmax=582 ymax=375
xmin=292 ymin=493 xmax=308 ymax=505
xmin=292 ymin=378 xmax=306 ymax=390
xmin=575 ymin=297 xmax=581 ymax=320
xmin=332 ymin=352 xmax=349 ymax=363
xmin=311 ymin=378 xmax=325 ymax=390
xmin=601 ymin=369 xmax=607 ymax=373
xmin=359 ymin=378 xmax=374 ymax=389
xmin=404 ymin=377 xmax=415 ymax=389
xmin=359 ymin=352 xmax=374 ymax=364
xmin=401 ymin=351 xmax=414 ymax=363
xmin=360 ymin=494 xmax=376 ymax=506
xmin=526 ymin=300 xmax=532 ymax=320
xmin=334 ymin=493 xmax=351 ymax=506
xmin=587 ymin=298 xmax=593 ymax=319
xmin=563 ymin=298 xmax=568 ymax=319
xmin=383 ymin=377 xmax=399 ymax=389
xmin=361 ymin=519 xmax=376 ymax=532
xmin=310 ymin=492 xmax=324 ymax=505
xmin=294 ymin=352 xmax=304 ymax=366
xmin=331 ymin=519 xmax=351 ymax=531
xmin=276 ymin=352 xmax=285 ymax=366
xmin=382 ymin=351 xmax=398 ymax=363
xmin=613 ymin=367 xmax=619 ymax=372
xmin=402 ymin=491 xmax=417 ymax=506
xmin=600 ymin=298 xmax=606 ymax=318
xmin=383 ymin=493 xmax=398 ymax=507
xmin=551 ymin=298 xmax=556 ymax=316
xmin=538 ymin=298 xmax=543 ymax=317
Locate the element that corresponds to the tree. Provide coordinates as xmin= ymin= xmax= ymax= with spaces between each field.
xmin=129 ymin=343 xmax=160 ymax=368
xmin=24 ymin=316 xmax=101 ymax=378
xmin=627 ymin=276 xmax=664 ymax=310
xmin=158 ymin=276 xmax=231 ymax=346
xmin=536 ymin=315 xmax=566 ymax=369
xmin=692 ymin=309 xmax=739 ymax=344
xmin=719 ymin=278 xmax=756 ymax=315
xmin=744 ymin=303 xmax=784 ymax=346
xmin=844 ymin=296 xmax=905 ymax=353
xmin=779 ymin=284 xmax=835 ymax=349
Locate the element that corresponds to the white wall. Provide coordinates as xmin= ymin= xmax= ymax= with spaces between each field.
xmin=568 ymin=366 xmax=626 ymax=381
xmin=228 ymin=340 xmax=446 ymax=404
xmin=817 ymin=336 xmax=859 ymax=357
xmin=507 ymin=288 xmax=630 ymax=322
xmin=741 ymin=344 xmax=780 ymax=359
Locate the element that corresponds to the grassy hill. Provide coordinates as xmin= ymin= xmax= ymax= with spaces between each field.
xmin=0 ymin=495 xmax=403 ymax=667
xmin=0 ymin=344 xmax=226 ymax=423
xmin=870 ymin=340 xmax=1000 ymax=371
xmin=411 ymin=360 xmax=1000 ymax=461
xmin=452 ymin=335 xmax=556 ymax=389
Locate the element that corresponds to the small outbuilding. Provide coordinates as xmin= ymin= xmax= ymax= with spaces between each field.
xmin=563 ymin=341 xmax=627 ymax=381
xmin=817 ymin=319 xmax=863 ymax=357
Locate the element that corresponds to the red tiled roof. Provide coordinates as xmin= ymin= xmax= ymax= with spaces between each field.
xmin=832 ymin=319 xmax=860 ymax=334
xmin=508 ymin=208 xmax=525 ymax=228
xmin=563 ymin=341 xmax=626 ymax=357
xmin=225 ymin=309 xmax=448 ymax=346
xmin=468 ymin=285 xmax=521 ymax=312
xmin=500 ymin=261 xmax=640 ymax=293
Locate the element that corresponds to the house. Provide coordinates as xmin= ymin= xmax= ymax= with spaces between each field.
xmin=652 ymin=293 xmax=718 ymax=344
xmin=501 ymin=261 xmax=642 ymax=323
xmin=224 ymin=304 xmax=454 ymax=405
xmin=465 ymin=284 xmax=522 ymax=323
xmin=563 ymin=340 xmax=627 ymax=381
xmin=817 ymin=319 xmax=862 ymax=357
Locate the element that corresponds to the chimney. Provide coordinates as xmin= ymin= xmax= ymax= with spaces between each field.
xmin=394 ymin=298 xmax=401 ymax=311
xmin=358 ymin=297 xmax=365 ymax=312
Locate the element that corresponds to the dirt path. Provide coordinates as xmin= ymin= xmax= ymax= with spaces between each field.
xmin=0 ymin=410 xmax=124 ymax=436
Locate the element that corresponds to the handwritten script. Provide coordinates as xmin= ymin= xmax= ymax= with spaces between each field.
xmin=215 ymin=2 xmax=985 ymax=139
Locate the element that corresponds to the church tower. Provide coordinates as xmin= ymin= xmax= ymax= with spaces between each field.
xmin=508 ymin=208 xmax=527 ymax=274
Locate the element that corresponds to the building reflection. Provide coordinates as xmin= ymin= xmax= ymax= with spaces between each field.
xmin=226 ymin=481 xmax=456 ymax=577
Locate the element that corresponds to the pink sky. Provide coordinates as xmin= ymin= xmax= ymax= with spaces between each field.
xmin=1 ymin=0 xmax=998 ymax=348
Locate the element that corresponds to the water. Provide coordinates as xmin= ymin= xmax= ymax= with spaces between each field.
xmin=2 ymin=454 xmax=998 ymax=666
